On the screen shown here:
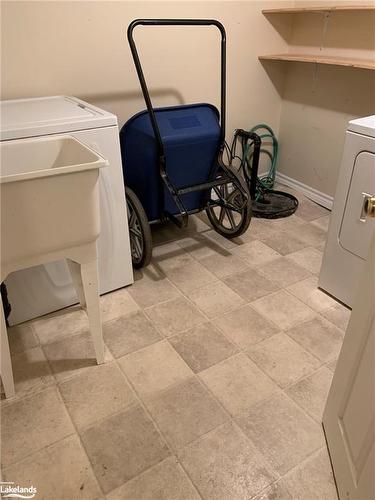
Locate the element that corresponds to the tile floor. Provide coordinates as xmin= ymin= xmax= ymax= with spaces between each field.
xmin=1 ymin=189 xmax=350 ymax=499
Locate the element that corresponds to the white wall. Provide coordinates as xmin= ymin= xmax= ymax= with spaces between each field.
xmin=1 ymin=0 xmax=290 ymax=143
xmin=4 ymin=1 xmax=370 ymax=200
xmin=274 ymin=2 xmax=375 ymax=198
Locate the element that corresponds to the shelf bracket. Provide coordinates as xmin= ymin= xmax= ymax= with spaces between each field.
xmin=320 ymin=12 xmax=331 ymax=51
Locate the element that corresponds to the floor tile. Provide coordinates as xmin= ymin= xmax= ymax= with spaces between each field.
xmin=321 ymin=303 xmax=351 ymax=331
xmin=235 ymin=392 xmax=323 ymax=475
xmin=145 ymin=378 xmax=228 ymax=450
xmin=233 ymin=240 xmax=281 ymax=267
xmin=3 ymin=434 xmax=101 ymax=500
xmin=43 ymin=331 xmax=113 ymax=383
xmin=31 ymin=306 xmax=88 ymax=345
xmin=101 ymin=288 xmax=139 ymax=323
xmin=152 ymin=243 xmax=194 ymax=273
xmin=258 ymin=257 xmax=311 ymax=287
xmin=152 ymin=223 xmax=189 ymax=245
xmin=285 ymin=222 xmax=327 ymax=248
xmin=231 ymin=230 xmax=257 ymax=246
xmin=199 ymin=353 xmax=279 ymax=415
xmin=179 ymin=421 xmax=276 ymax=500
xmin=262 ymin=230 xmax=308 ymax=256
xmin=189 ymin=214 xmax=212 ymax=232
xmin=106 ymin=457 xmax=200 ymax=500
xmin=164 ymin=260 xmax=217 ymax=294
xmin=310 ymin=215 xmax=330 ymax=232
xmin=296 ymin=199 xmax=329 ymax=221
xmin=137 ymin=266 xmax=169 ymax=287
xmin=177 ymin=233 xmax=228 ymax=260
xmin=223 ymin=268 xmax=279 ymax=302
xmin=1 ymin=211 xmax=342 ymax=497
xmin=8 ymin=346 xmax=54 ymax=397
xmin=214 ymin=305 xmax=280 ymax=349
xmin=145 ymin=297 xmax=206 ymax=337
xmin=277 ymin=448 xmax=337 ymax=500
xmin=252 ymin=480 xmax=292 ymax=500
xmin=204 ymin=228 xmax=238 ymax=250
xmin=240 ymin=217 xmax=278 ymax=240
xmin=1 ymin=386 xmax=74 ymax=466
xmin=152 ymin=240 xmax=185 ymax=256
xmin=59 ymin=361 xmax=137 ymax=429
xmin=286 ymin=276 xmax=339 ymax=312
xmin=8 ymin=322 xmax=38 ymax=355
xmin=286 ymin=366 xmax=333 ymax=422
xmin=263 ymin=214 xmax=305 ymax=232
xmin=128 ymin=271 xmax=180 ymax=308
xmin=103 ymin=311 xmax=161 ymax=358
xmin=247 ymin=333 xmax=321 ymax=388
xmin=287 ymin=247 xmax=323 ymax=274
xmin=187 ymin=281 xmax=244 ymax=319
xmin=80 ymin=405 xmax=170 ymax=494
xmin=286 ymin=315 xmax=344 ymax=362
xmin=199 ymin=252 xmax=249 ymax=279
xmin=251 ymin=290 xmax=315 ymax=330
xmin=169 ymin=322 xmax=237 ymax=373
xmin=172 ymin=214 xmax=209 ymax=234
xmin=118 ymin=341 xmax=192 ymax=398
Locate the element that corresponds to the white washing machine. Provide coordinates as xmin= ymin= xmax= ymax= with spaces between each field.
xmin=1 ymin=96 xmax=134 ymax=325
xmin=319 ymin=115 xmax=375 ymax=307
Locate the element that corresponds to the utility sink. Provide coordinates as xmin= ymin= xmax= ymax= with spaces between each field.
xmin=1 ymin=135 xmax=108 ymax=272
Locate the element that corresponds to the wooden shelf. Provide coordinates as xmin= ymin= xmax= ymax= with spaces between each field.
xmin=263 ymin=5 xmax=375 ymax=14
xmin=259 ymin=53 xmax=375 ymax=70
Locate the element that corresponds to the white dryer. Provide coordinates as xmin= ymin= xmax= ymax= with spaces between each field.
xmin=1 ymin=96 xmax=134 ymax=324
xmin=319 ymin=115 xmax=375 ymax=307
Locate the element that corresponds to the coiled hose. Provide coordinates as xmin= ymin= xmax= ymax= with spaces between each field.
xmin=243 ymin=124 xmax=278 ymax=199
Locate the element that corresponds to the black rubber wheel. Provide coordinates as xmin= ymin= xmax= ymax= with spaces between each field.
xmin=206 ymin=168 xmax=252 ymax=239
xmin=125 ymin=186 xmax=152 ymax=268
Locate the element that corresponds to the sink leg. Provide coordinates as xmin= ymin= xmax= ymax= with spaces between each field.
xmin=67 ymin=259 xmax=86 ymax=309
xmin=80 ymin=260 xmax=105 ymax=365
xmin=0 ymin=299 xmax=15 ymax=398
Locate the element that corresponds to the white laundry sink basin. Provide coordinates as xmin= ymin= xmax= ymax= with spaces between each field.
xmin=1 ymin=135 xmax=108 ymax=272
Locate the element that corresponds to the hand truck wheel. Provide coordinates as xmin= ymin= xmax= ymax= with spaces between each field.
xmin=125 ymin=186 xmax=152 ymax=268
xmin=206 ymin=169 xmax=252 ymax=239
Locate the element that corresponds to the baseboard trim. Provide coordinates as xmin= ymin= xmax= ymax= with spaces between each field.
xmin=275 ymin=172 xmax=333 ymax=210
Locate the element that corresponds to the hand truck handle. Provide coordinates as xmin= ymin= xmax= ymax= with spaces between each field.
xmin=127 ymin=19 xmax=227 ymax=157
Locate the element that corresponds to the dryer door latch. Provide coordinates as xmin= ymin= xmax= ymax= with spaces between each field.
xmin=360 ymin=193 xmax=375 ymax=222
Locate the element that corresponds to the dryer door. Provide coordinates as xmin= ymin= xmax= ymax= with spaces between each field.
xmin=339 ymin=151 xmax=375 ymax=259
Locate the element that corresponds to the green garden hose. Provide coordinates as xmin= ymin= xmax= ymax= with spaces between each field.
xmin=243 ymin=124 xmax=278 ymax=198
xmin=231 ymin=124 xmax=298 ymax=218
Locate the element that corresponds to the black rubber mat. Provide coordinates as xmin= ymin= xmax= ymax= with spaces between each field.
xmin=252 ymin=190 xmax=298 ymax=219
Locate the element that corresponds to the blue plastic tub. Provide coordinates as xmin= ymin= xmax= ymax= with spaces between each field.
xmin=120 ymin=103 xmax=221 ymax=221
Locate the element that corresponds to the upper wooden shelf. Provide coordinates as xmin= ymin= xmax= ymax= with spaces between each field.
xmin=263 ymin=5 xmax=375 ymax=14
xmin=259 ymin=53 xmax=375 ymax=70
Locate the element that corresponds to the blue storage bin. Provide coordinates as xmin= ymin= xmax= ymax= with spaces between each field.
xmin=120 ymin=103 xmax=221 ymax=221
